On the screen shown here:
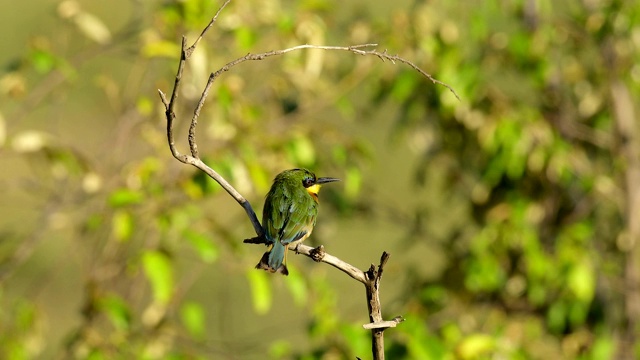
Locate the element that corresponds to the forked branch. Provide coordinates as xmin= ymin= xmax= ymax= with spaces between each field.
xmin=158 ymin=1 xmax=457 ymax=359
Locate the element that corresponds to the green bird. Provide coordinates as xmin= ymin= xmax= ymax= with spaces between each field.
xmin=256 ymin=168 xmax=339 ymax=275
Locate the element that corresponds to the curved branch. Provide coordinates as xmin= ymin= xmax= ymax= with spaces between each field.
xmin=187 ymin=44 xmax=459 ymax=130
xmin=189 ymin=157 xmax=263 ymax=237
xmin=299 ymin=244 xmax=367 ymax=283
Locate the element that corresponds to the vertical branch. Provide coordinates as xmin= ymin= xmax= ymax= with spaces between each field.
xmin=161 ymin=36 xmax=189 ymax=162
xmin=364 ymin=252 xmax=391 ymax=360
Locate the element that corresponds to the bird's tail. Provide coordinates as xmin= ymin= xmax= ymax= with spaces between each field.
xmin=255 ymin=242 xmax=288 ymax=275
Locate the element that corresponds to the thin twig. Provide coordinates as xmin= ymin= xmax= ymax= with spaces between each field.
xmin=186 ymin=0 xmax=232 ymax=58
xmin=370 ymin=50 xmax=460 ymax=100
xmin=182 ymin=43 xmax=458 ymax=164
xmin=195 ymin=44 xmax=459 ymax=119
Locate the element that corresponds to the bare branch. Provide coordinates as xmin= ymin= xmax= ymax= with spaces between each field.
xmin=179 ymin=43 xmax=458 ymax=168
xmin=373 ymin=51 xmax=460 ymax=100
xmin=194 ymin=44 xmax=459 ymax=111
xmin=298 ymin=244 xmax=367 ymax=283
xmin=185 ymin=44 xmax=383 ymax=151
xmin=181 ymin=156 xmax=264 ymax=237
xmin=363 ymin=316 xmax=405 ymax=330
xmin=162 ymin=36 xmax=189 ymax=162
xmin=186 ymin=0 xmax=232 ymax=57
xmin=243 ymin=240 xmax=368 ymax=283
xmin=364 ymin=251 xmax=392 ymax=360
xmin=156 ymin=3 xmax=459 ymax=358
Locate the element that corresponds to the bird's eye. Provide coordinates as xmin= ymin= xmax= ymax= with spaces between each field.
xmin=302 ymin=177 xmax=314 ymax=188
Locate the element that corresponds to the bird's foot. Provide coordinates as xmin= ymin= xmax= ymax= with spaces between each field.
xmin=309 ymin=245 xmax=325 ymax=262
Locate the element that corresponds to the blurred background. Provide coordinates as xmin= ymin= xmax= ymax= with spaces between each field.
xmin=1 ymin=0 xmax=639 ymax=359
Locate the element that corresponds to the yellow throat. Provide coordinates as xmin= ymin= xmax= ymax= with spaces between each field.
xmin=306 ymin=184 xmax=321 ymax=198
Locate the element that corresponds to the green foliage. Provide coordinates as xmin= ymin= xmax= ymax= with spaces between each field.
xmin=111 ymin=210 xmax=135 ymax=241
xmin=284 ymin=265 xmax=308 ymax=306
xmin=247 ymin=269 xmax=272 ymax=314
xmin=184 ymin=230 xmax=219 ymax=263
xmin=369 ymin=0 xmax=638 ymax=358
xmin=108 ymin=189 xmax=144 ymax=208
xmin=142 ymin=250 xmax=174 ymax=305
xmin=180 ymin=301 xmax=206 ymax=339
xmin=98 ymin=294 xmax=132 ymax=331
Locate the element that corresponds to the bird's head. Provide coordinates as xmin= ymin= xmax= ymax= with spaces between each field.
xmin=278 ymin=168 xmax=340 ymax=198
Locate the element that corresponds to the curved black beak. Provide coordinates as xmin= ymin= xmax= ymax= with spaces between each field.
xmin=317 ymin=177 xmax=340 ymax=184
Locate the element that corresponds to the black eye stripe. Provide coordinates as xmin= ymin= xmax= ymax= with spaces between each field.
xmin=302 ymin=177 xmax=315 ymax=187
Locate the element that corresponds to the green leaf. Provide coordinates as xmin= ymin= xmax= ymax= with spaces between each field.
xmin=142 ymin=251 xmax=174 ymax=304
xmin=112 ymin=210 xmax=134 ymax=242
xmin=547 ymin=301 xmax=567 ymax=333
xmin=180 ymin=301 xmax=206 ymax=338
xmin=441 ymin=323 xmax=462 ymax=346
xmin=568 ymin=301 xmax=589 ymax=328
xmin=108 ymin=189 xmax=144 ymax=207
xmin=567 ymin=258 xmax=595 ymax=302
xmin=339 ymin=323 xmax=369 ymax=358
xmin=331 ymin=145 xmax=348 ymax=165
xmin=183 ymin=230 xmax=219 ymax=263
xmin=284 ymin=266 xmax=307 ymax=306
xmin=286 ymin=135 xmax=316 ymax=168
xmin=247 ymin=270 xmax=271 ymax=314
xmin=420 ymin=285 xmax=448 ymax=309
xmin=136 ymin=96 xmax=154 ymax=116
xmin=391 ymin=71 xmax=419 ymax=102
xmin=142 ymin=40 xmax=181 ymax=58
xmin=343 ymin=166 xmax=362 ymax=199
xmin=98 ymin=294 xmax=131 ymax=331
xmin=235 ymin=27 xmax=257 ymax=50
xmin=336 ymin=96 xmax=355 ymax=119
xmin=269 ymin=340 xmax=292 ymax=359
xmin=457 ymin=333 xmax=495 ymax=359
xmin=464 ymin=255 xmax=506 ymax=292
xmin=400 ymin=317 xmax=446 ymax=359
xmin=85 ymin=216 xmax=104 ymax=235
xmin=590 ymin=334 xmax=615 ymax=360
xmin=85 ymin=350 xmax=107 ymax=360
xmin=30 ymin=49 xmax=57 ymax=74
xmin=247 ymin=162 xmax=271 ymax=194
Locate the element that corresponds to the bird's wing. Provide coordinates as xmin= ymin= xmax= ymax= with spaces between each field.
xmin=263 ymin=192 xmax=315 ymax=245
xmin=262 ymin=193 xmax=282 ymax=243
xmin=277 ymin=200 xmax=316 ymax=246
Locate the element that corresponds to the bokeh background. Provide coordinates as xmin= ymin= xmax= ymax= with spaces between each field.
xmin=1 ymin=0 xmax=639 ymax=359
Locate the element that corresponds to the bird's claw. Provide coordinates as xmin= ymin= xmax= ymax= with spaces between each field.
xmin=310 ymin=245 xmax=325 ymax=262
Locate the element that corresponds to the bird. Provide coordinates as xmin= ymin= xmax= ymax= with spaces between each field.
xmin=255 ymin=168 xmax=339 ymax=275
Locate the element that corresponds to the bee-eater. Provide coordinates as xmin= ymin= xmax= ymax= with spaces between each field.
xmin=256 ymin=168 xmax=339 ymax=275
